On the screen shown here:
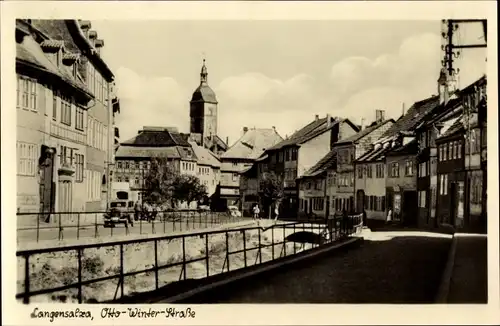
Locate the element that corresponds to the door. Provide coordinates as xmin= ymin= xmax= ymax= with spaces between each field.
xmin=356 ymin=190 xmax=365 ymax=213
xmin=450 ymin=182 xmax=457 ymax=227
xmin=39 ymin=146 xmax=56 ymax=222
xmin=304 ymin=200 xmax=308 ymax=215
xmin=402 ymin=191 xmax=418 ymax=226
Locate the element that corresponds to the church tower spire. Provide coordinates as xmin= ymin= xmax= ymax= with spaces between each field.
xmin=200 ymin=58 xmax=208 ymax=83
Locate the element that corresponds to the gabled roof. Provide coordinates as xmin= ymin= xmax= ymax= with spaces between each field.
xmin=268 ymin=117 xmax=358 ymax=151
xmin=221 ymin=128 xmax=283 ymax=160
xmin=121 ymin=128 xmax=191 ymax=147
xmin=115 ymin=146 xmax=197 ymax=161
xmin=356 ymin=144 xmax=394 ymax=162
xmin=437 ymin=117 xmax=465 ymax=140
xmin=302 ymin=150 xmax=337 ymax=178
xmin=189 ymin=141 xmax=221 ymax=168
xmin=385 ymin=139 xmax=418 ymax=157
xmin=334 ymin=119 xmax=395 ymax=146
xmin=381 ymin=95 xmax=441 ymax=138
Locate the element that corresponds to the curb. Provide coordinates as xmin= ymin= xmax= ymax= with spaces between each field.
xmin=435 ymin=234 xmax=458 ymax=303
xmin=158 ymin=236 xmax=364 ymax=303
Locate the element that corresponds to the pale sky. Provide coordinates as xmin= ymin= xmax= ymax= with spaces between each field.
xmin=91 ymin=20 xmax=486 ymax=146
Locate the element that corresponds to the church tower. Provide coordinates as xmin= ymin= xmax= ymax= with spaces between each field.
xmin=190 ymin=59 xmax=218 ymax=146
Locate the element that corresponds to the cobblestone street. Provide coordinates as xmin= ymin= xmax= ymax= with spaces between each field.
xmin=207 ymin=231 xmax=452 ymax=303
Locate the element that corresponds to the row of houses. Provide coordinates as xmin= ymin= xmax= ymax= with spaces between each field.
xmin=240 ymin=71 xmax=487 ymax=233
xmin=16 ymin=19 xmax=121 ymax=214
xmin=113 ymin=60 xmax=284 ymax=209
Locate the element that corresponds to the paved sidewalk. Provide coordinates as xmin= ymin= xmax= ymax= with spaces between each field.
xmin=205 ymin=230 xmax=453 ymax=303
xmin=446 ymin=234 xmax=488 ymax=303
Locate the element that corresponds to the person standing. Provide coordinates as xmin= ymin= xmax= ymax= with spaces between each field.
xmin=252 ymin=204 xmax=261 ymax=222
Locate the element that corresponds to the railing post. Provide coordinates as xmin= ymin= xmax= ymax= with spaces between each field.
xmin=205 ymin=212 xmax=208 ymax=228
xmin=152 ymin=218 xmax=155 ymax=234
xmin=243 ymin=230 xmax=247 ymax=268
xmin=271 ymin=227 xmax=274 ymax=260
xmin=154 ymin=239 xmax=159 ymax=290
xmin=225 ymin=231 xmax=230 ymax=272
xmin=283 ymin=223 xmax=286 ymax=257
xmin=293 ymin=224 xmax=296 ymax=254
xmin=58 ymin=213 xmax=63 ymax=241
xmin=205 ymin=234 xmax=209 ymax=277
xmin=36 ymin=213 xmax=40 ymax=243
xmin=163 ymin=213 xmax=166 ymax=234
xmin=258 ymin=227 xmax=262 ymax=264
xmin=140 ymin=218 xmax=142 ymax=235
xmin=119 ymin=244 xmax=124 ymax=298
xmin=182 ymin=236 xmax=187 ymax=280
xmin=77 ymin=248 xmax=82 ymax=303
xmin=94 ymin=213 xmax=98 ymax=238
xmin=23 ymin=255 xmax=30 ymax=304
xmin=77 ymin=213 xmax=80 ymax=240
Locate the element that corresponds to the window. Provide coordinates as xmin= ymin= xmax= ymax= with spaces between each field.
xmin=457 ymin=141 xmax=462 ymax=158
xmin=418 ymin=162 xmax=427 ymax=177
xmin=17 ymin=142 xmax=37 ymax=176
xmin=232 ymin=173 xmax=239 ymax=182
xmin=285 ymin=149 xmax=290 ymax=161
xmin=291 ymin=148 xmax=298 ymax=160
xmin=75 ymin=154 xmax=84 ymax=182
xmin=376 ymin=164 xmax=384 ymax=178
xmin=124 ymin=161 xmax=129 ymax=169
xmin=470 ymin=174 xmax=483 ymax=204
xmin=52 ymin=89 xmax=58 ymax=121
xmin=59 ymin=145 xmax=73 ymax=166
xmin=389 ymin=162 xmax=399 ymax=178
xmin=357 ymin=166 xmax=363 ymax=179
xmin=439 ymin=174 xmax=449 ymax=195
xmin=60 ymin=95 xmax=72 ymax=126
xmin=469 ymin=129 xmax=481 ymax=154
xmin=445 ymin=143 xmax=449 ymax=160
xmin=76 ymin=107 xmax=84 ymax=131
xmin=405 ymin=160 xmax=414 ymax=176
xmin=430 ymin=158 xmax=437 ymax=176
xmin=366 ymin=165 xmax=373 ymax=178
xmin=418 ymin=190 xmax=427 ymax=208
xmin=18 ymin=76 xmax=37 ymax=111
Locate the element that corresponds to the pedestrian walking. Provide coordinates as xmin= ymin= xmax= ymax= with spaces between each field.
xmin=386 ymin=207 xmax=393 ymax=225
xmin=252 ymin=204 xmax=261 ymax=222
xmin=134 ymin=201 xmax=140 ymax=221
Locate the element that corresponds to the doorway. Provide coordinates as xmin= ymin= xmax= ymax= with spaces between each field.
xmin=356 ymin=190 xmax=365 ymax=213
xmin=402 ymin=191 xmax=418 ymax=226
xmin=39 ymin=146 xmax=56 ymax=222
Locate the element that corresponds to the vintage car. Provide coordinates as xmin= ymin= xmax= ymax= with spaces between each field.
xmin=104 ymin=200 xmax=134 ymax=227
xmin=227 ymin=205 xmax=242 ymax=217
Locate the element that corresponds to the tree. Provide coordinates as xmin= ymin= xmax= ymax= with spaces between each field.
xmin=259 ymin=171 xmax=284 ymax=219
xmin=172 ymin=174 xmax=208 ymax=207
xmin=142 ymin=157 xmax=178 ymax=207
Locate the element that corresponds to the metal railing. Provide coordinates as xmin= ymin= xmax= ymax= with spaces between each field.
xmin=16 ymin=214 xmax=363 ymax=304
xmin=17 ymin=210 xmax=244 ymax=243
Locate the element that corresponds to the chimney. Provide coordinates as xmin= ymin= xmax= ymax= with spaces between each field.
xmin=226 ymin=136 xmax=229 ymax=146
xmin=272 ymin=126 xmax=276 ymax=132
xmin=315 ymin=114 xmax=319 ymax=121
xmin=94 ymin=39 xmax=104 ymax=55
xmin=88 ymin=30 xmax=98 ymax=47
xmin=375 ymin=110 xmax=385 ymax=123
xmin=402 ymin=103 xmax=406 ymax=117
xmin=326 ymin=114 xmax=332 ymax=128
xmin=243 ymin=127 xmax=248 ymax=134
xmin=437 ymin=69 xmax=449 ymax=105
xmin=79 ymin=20 xmax=92 ymax=38
xmin=360 ymin=118 xmax=365 ymax=130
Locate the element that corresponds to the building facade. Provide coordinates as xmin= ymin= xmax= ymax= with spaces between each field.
xmin=217 ymin=127 xmax=283 ymax=210
xmin=327 ymin=115 xmax=394 ymax=215
xmin=16 ymin=19 xmax=117 ymax=216
xmin=114 ymin=127 xmax=198 ymax=204
xmin=270 ymin=115 xmax=359 ymax=218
